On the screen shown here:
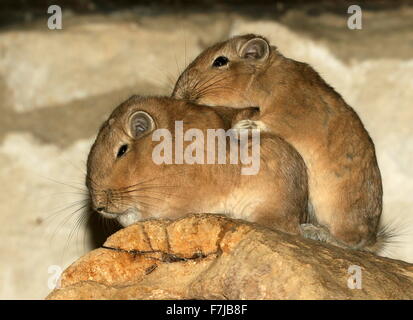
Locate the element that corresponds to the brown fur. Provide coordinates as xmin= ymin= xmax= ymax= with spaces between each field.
xmin=86 ymin=95 xmax=308 ymax=234
xmin=172 ymin=34 xmax=383 ymax=249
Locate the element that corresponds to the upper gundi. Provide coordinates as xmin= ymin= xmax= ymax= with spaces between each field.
xmin=172 ymin=34 xmax=383 ymax=251
xmin=86 ymin=34 xmax=383 ymax=253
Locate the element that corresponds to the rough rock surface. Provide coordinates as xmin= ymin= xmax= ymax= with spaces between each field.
xmin=47 ymin=214 xmax=413 ymax=300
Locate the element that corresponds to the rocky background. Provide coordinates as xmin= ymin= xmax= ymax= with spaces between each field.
xmin=0 ymin=1 xmax=412 ymax=299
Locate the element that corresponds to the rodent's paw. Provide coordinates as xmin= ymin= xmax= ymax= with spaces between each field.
xmin=233 ymin=119 xmax=259 ymax=130
xmin=231 ymin=120 xmax=266 ymax=141
xmin=300 ymin=223 xmax=332 ymax=243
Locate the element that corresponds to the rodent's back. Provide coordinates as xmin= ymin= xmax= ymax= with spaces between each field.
xmin=172 ymin=34 xmax=383 ymax=249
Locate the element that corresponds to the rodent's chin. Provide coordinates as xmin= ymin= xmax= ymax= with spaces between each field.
xmin=117 ymin=209 xmax=141 ymax=227
xmin=100 ymin=208 xmax=142 ymax=227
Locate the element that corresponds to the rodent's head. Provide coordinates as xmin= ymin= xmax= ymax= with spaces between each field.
xmin=172 ymin=34 xmax=273 ymax=108
xmin=86 ymin=95 xmax=249 ymax=227
xmin=86 ymin=95 xmax=168 ymax=226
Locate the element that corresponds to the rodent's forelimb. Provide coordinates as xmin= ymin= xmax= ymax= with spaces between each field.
xmin=300 ymin=223 xmax=345 ymax=248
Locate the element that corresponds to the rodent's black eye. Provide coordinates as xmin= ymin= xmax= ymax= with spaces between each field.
xmin=212 ymin=56 xmax=229 ymax=68
xmin=116 ymin=144 xmax=128 ymax=158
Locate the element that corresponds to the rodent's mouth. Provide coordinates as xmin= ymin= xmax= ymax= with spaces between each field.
xmin=99 ymin=210 xmax=119 ymax=219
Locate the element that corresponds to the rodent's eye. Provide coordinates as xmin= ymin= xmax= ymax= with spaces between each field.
xmin=212 ymin=56 xmax=229 ymax=68
xmin=116 ymin=144 xmax=128 ymax=158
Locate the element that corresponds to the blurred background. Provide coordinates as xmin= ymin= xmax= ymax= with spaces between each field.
xmin=0 ymin=0 xmax=412 ymax=299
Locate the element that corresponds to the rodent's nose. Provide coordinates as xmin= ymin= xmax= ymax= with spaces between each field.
xmin=91 ymin=191 xmax=111 ymax=213
xmin=173 ymin=69 xmax=200 ymax=100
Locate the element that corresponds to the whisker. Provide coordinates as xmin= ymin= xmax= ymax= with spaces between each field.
xmin=118 ymin=170 xmax=187 ymax=191
xmin=65 ymin=209 xmax=89 ymax=255
xmin=119 ymin=193 xmax=165 ymax=204
xmin=49 ymin=203 xmax=89 ymax=245
xmin=43 ymin=199 xmax=89 ymax=223
xmin=119 ymin=185 xmax=178 ymax=194
xmin=37 ymin=191 xmax=89 ymax=202
xmin=184 ymin=70 xmax=256 ymax=107
xmin=120 ymin=189 xmax=188 ymax=201
xmin=116 ymin=197 xmax=161 ymax=213
xmin=77 ymin=209 xmax=92 ymax=254
xmin=41 ymin=176 xmax=88 ymax=192
xmin=85 ymin=174 xmax=100 ymax=189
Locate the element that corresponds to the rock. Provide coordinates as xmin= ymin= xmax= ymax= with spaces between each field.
xmin=47 ymin=214 xmax=413 ymax=300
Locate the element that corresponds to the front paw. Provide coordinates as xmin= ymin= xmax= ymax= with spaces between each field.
xmin=233 ymin=119 xmax=267 ymax=131
xmin=233 ymin=119 xmax=258 ymax=130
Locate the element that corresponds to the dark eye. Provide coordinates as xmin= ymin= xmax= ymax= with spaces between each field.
xmin=116 ymin=144 xmax=128 ymax=158
xmin=212 ymin=56 xmax=229 ymax=68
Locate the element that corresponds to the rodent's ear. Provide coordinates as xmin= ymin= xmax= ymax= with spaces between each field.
xmin=239 ymin=37 xmax=270 ymax=60
xmin=128 ymin=111 xmax=155 ymax=139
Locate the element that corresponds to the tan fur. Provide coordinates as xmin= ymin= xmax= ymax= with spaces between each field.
xmin=172 ymin=34 xmax=383 ymax=249
xmin=86 ymin=96 xmax=308 ymax=234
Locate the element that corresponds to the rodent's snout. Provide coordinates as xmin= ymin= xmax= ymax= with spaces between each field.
xmin=91 ymin=198 xmax=107 ymax=214
xmin=173 ymin=68 xmax=201 ymax=100
xmin=90 ymin=190 xmax=141 ymax=226
xmin=89 ymin=190 xmax=111 ymax=215
xmin=89 ymin=188 xmax=129 ymax=220
xmin=95 ymin=206 xmax=105 ymax=213
xmin=90 ymin=194 xmax=119 ymax=220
